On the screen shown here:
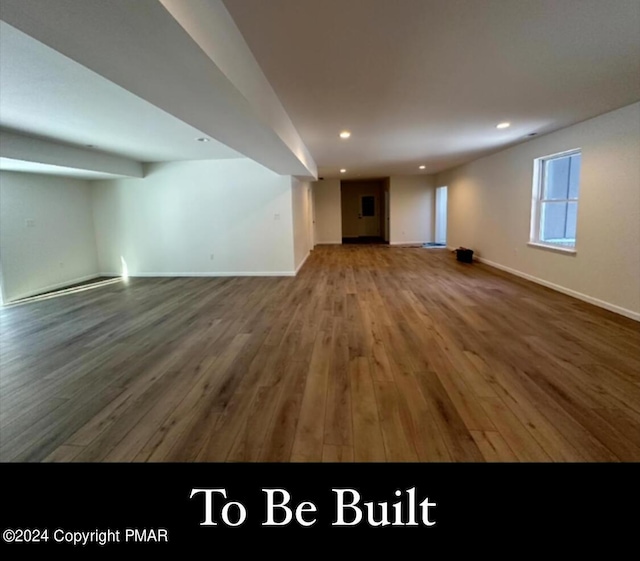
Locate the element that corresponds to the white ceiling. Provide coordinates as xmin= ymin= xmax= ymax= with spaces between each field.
xmin=223 ymin=0 xmax=640 ymax=178
xmin=0 ymin=21 xmax=241 ymax=163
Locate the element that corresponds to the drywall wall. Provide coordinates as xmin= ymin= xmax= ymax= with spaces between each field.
xmin=341 ymin=180 xmax=384 ymax=238
xmin=91 ymin=159 xmax=296 ymax=276
xmin=291 ymin=177 xmax=313 ymax=271
xmin=436 ymin=102 xmax=640 ymax=319
xmin=389 ymin=175 xmax=435 ymax=244
xmin=0 ymin=171 xmax=99 ymax=301
xmin=312 ymin=179 xmax=342 ymax=244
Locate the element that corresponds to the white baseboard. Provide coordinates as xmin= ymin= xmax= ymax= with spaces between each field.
xmin=295 ymin=251 xmax=311 ymax=275
xmin=100 ymin=271 xmax=296 ymax=278
xmin=476 ymin=257 xmax=639 ymax=322
xmin=7 ymin=273 xmax=100 ymax=303
xmin=390 ymin=241 xmax=428 ymax=246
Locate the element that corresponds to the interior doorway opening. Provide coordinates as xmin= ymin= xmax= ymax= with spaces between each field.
xmin=434 ymin=185 xmax=448 ymax=246
xmin=341 ymin=178 xmax=389 ymax=244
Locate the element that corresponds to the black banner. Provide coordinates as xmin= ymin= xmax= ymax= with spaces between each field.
xmin=0 ymin=463 xmax=636 ymax=553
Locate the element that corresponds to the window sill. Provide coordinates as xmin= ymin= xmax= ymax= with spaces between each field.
xmin=527 ymin=242 xmax=577 ymax=255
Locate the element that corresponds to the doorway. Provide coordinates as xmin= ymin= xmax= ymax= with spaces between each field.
xmin=341 ymin=179 xmax=387 ymax=244
xmin=435 ymin=185 xmax=448 ymax=246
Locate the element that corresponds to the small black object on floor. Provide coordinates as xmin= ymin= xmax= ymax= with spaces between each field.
xmin=455 ymin=247 xmax=474 ymax=263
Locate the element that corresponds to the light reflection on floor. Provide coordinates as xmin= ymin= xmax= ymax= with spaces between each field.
xmin=3 ymin=277 xmax=123 ymax=308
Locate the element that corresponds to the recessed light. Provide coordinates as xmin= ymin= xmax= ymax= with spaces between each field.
xmin=339 ymin=131 xmax=351 ymax=139
xmin=419 ymin=165 xmax=426 ymax=170
xmin=496 ymin=122 xmax=511 ymax=129
xmin=340 ymin=169 xmax=347 ymax=173
xmin=196 ymin=137 xmax=211 ymax=142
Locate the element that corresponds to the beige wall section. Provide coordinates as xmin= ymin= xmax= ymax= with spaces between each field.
xmin=436 ymin=101 xmax=640 ymax=319
xmin=341 ymin=180 xmax=384 ymax=238
xmin=389 ymin=175 xmax=435 ymax=244
xmin=312 ymin=179 xmax=342 ymax=243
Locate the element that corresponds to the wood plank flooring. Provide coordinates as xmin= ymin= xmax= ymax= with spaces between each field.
xmin=1 ymin=246 xmax=638 ymax=462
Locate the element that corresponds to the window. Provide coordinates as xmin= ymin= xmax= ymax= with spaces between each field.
xmin=530 ymin=149 xmax=581 ymax=250
xmin=361 ymin=195 xmax=375 ymax=217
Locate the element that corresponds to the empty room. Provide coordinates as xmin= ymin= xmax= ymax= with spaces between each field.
xmin=0 ymin=0 xmax=639 ymax=468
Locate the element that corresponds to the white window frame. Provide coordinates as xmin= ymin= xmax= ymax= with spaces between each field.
xmin=529 ymin=148 xmax=581 ymax=254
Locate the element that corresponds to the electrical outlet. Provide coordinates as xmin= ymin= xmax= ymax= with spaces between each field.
xmin=25 ymin=219 xmax=35 ymax=228
xmin=59 ymin=262 xmax=64 ymax=268
xmin=210 ymin=253 xmax=215 ymax=261
xmin=274 ymin=213 xmax=280 ymax=221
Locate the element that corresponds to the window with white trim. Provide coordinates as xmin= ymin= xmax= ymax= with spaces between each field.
xmin=531 ymin=149 xmax=581 ymax=249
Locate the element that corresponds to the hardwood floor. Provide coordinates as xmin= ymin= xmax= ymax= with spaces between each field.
xmin=1 ymin=246 xmax=639 ymax=462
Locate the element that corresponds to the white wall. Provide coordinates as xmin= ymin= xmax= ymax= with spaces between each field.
xmin=436 ymin=102 xmax=640 ymax=319
xmin=0 ymin=171 xmax=99 ymax=301
xmin=312 ymin=179 xmax=342 ymax=244
xmin=389 ymin=175 xmax=435 ymax=244
xmin=91 ymin=159 xmax=296 ymax=276
xmin=291 ymin=177 xmax=313 ymax=271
